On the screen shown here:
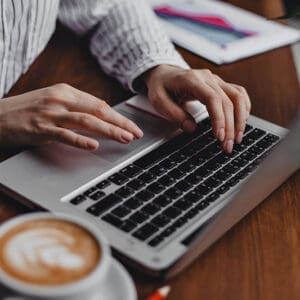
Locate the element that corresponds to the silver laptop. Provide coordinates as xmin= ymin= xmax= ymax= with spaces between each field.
xmin=0 ymin=96 xmax=299 ymax=278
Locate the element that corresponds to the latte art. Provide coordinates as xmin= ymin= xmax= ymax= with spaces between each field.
xmin=0 ymin=219 xmax=100 ymax=285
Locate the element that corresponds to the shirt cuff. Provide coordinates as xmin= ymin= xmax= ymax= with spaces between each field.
xmin=128 ymin=55 xmax=191 ymax=94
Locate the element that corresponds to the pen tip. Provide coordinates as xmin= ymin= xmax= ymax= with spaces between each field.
xmin=159 ymin=285 xmax=171 ymax=297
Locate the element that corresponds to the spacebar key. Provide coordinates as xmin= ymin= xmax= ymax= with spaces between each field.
xmin=87 ymin=194 xmax=122 ymax=216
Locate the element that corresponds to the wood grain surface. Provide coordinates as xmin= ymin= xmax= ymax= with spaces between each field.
xmin=0 ymin=1 xmax=299 ymax=299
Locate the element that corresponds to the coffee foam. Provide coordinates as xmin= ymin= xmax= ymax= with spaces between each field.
xmin=0 ymin=219 xmax=101 ymax=286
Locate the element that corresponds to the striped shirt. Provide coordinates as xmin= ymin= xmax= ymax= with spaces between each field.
xmin=0 ymin=0 xmax=188 ymax=98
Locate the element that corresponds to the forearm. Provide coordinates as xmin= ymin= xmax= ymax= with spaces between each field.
xmin=89 ymin=0 xmax=189 ymax=91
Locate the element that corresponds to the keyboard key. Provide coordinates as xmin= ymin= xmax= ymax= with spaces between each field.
xmin=173 ymin=217 xmax=188 ymax=228
xmin=89 ymin=190 xmax=105 ymax=201
xmin=163 ymin=206 xmax=181 ymax=219
xmin=149 ymin=165 xmax=167 ymax=176
xmin=184 ymin=208 xmax=199 ymax=219
xmin=127 ymin=179 xmax=144 ymax=191
xmin=158 ymin=175 xmax=176 ymax=186
xmin=178 ymin=160 xmax=197 ymax=173
xmin=108 ymin=173 xmax=129 ymax=185
xmin=206 ymin=192 xmax=220 ymax=203
xmin=136 ymin=189 xmax=155 ymax=202
xmin=153 ymin=195 xmax=172 ymax=207
xmin=240 ymin=150 xmax=257 ymax=161
xmin=175 ymin=180 xmax=192 ymax=192
xmin=124 ymin=197 xmax=143 ymax=209
xmin=195 ymin=183 xmax=212 ymax=195
xmin=130 ymin=211 xmax=149 ymax=224
xmin=137 ymin=172 xmax=156 ymax=184
xmin=159 ymin=158 xmax=177 ymax=170
xmin=169 ymin=151 xmax=187 ymax=163
xmin=120 ymin=219 xmax=137 ymax=233
xmin=231 ymin=157 xmax=248 ymax=168
xmin=247 ymin=128 xmax=266 ymax=140
xmin=164 ymin=187 xmax=183 ymax=199
xmin=142 ymin=203 xmax=160 ymax=215
xmin=214 ymin=170 xmax=232 ymax=181
xmin=147 ymin=182 xmax=165 ymax=194
xmin=225 ymin=175 xmax=240 ymax=187
xmin=203 ymin=176 xmax=222 ymax=188
xmin=184 ymin=190 xmax=203 ymax=203
xmin=132 ymin=223 xmax=159 ymax=241
xmin=148 ymin=235 xmax=164 ymax=247
xmin=151 ymin=214 xmax=170 ymax=227
xmin=70 ymin=195 xmax=86 ymax=205
xmin=161 ymin=225 xmax=176 ymax=237
xmin=120 ymin=164 xmax=142 ymax=178
xmin=195 ymin=200 xmax=210 ymax=211
xmin=84 ymin=186 xmax=97 ymax=196
xmin=223 ymin=163 xmax=240 ymax=174
xmin=168 ymin=168 xmax=185 ymax=180
xmin=216 ymin=184 xmax=230 ymax=194
xmin=111 ymin=205 xmax=131 ymax=218
xmin=86 ymin=194 xmax=121 ymax=216
xmin=96 ymin=180 xmax=111 ymax=189
xmin=102 ymin=214 xmax=123 ymax=228
xmin=244 ymin=124 xmax=253 ymax=133
xmin=115 ymin=186 xmax=134 ymax=199
xmin=173 ymin=198 xmax=192 ymax=210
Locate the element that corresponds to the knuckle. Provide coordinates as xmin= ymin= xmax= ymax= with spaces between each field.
xmin=223 ymin=99 xmax=234 ymax=110
xmin=97 ymin=100 xmax=110 ymax=116
xmin=78 ymin=115 xmax=91 ymax=127
xmin=150 ymin=90 xmax=163 ymax=106
xmin=202 ymin=69 xmax=212 ymax=76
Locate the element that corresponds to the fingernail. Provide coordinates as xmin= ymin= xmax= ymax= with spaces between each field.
xmin=182 ymin=119 xmax=196 ymax=132
xmin=121 ymin=131 xmax=134 ymax=143
xmin=134 ymin=128 xmax=144 ymax=139
xmin=87 ymin=140 xmax=98 ymax=150
xmin=236 ymin=131 xmax=243 ymax=144
xmin=225 ymin=139 xmax=233 ymax=153
xmin=218 ymin=128 xmax=225 ymax=142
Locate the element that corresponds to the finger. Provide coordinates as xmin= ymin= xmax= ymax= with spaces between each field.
xmin=149 ymin=87 xmax=197 ymax=132
xmin=55 ymin=85 xmax=143 ymax=139
xmin=220 ymin=83 xmax=247 ymax=144
xmin=55 ymin=112 xmax=135 ymax=144
xmin=215 ymin=78 xmax=249 ymax=144
xmin=45 ymin=126 xmax=99 ymax=151
xmin=206 ymin=80 xmax=236 ymax=152
xmin=181 ymin=77 xmax=226 ymax=142
xmin=232 ymin=84 xmax=251 ymax=119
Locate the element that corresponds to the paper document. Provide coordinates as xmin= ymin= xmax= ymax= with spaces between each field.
xmin=150 ymin=0 xmax=300 ymax=64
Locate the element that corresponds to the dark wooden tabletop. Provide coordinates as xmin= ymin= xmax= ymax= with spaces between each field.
xmin=1 ymin=1 xmax=300 ymax=299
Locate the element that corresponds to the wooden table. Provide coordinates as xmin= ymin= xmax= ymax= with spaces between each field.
xmin=1 ymin=1 xmax=299 ymax=299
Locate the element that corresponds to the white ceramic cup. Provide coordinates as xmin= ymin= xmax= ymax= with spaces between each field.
xmin=0 ymin=212 xmax=111 ymax=300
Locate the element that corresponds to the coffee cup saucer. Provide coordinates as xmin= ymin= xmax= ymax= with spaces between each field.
xmin=94 ymin=258 xmax=137 ymax=300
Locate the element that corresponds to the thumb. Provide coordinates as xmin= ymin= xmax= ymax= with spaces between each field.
xmin=149 ymin=87 xmax=197 ymax=132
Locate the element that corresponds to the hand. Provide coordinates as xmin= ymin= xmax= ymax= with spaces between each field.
xmin=0 ymin=84 xmax=143 ymax=150
xmin=144 ymin=65 xmax=251 ymax=153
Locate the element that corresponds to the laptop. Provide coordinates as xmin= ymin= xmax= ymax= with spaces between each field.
xmin=0 ymin=95 xmax=299 ymax=278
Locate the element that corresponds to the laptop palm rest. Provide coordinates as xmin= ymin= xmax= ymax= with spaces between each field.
xmin=0 ymin=103 xmax=177 ymax=205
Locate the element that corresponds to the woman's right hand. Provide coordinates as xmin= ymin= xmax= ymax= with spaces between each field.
xmin=0 ymin=84 xmax=143 ymax=150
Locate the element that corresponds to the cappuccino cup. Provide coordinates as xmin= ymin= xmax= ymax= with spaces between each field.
xmin=0 ymin=212 xmax=111 ymax=300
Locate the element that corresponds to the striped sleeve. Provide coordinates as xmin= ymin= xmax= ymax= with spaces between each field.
xmin=58 ymin=0 xmax=189 ymax=92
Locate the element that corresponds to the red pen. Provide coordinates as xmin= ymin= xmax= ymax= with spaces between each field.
xmin=146 ymin=285 xmax=171 ymax=300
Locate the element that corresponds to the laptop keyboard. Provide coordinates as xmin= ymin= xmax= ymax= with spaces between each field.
xmin=69 ymin=118 xmax=280 ymax=247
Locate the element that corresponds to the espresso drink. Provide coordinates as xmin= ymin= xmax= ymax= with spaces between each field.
xmin=0 ymin=219 xmax=101 ymax=286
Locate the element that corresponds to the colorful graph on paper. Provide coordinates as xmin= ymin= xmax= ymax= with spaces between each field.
xmin=154 ymin=5 xmax=257 ymax=48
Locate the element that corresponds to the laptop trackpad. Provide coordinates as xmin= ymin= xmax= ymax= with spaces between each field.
xmin=88 ymin=107 xmax=177 ymax=164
